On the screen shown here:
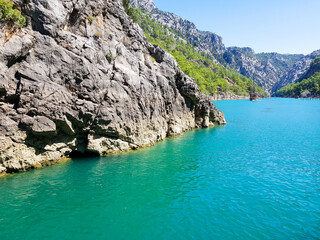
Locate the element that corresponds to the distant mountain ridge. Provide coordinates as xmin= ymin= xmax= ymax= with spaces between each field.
xmin=131 ymin=5 xmax=267 ymax=98
xmin=296 ymin=55 xmax=320 ymax=82
xmin=275 ymin=57 xmax=320 ymax=98
xmin=131 ymin=0 xmax=320 ymax=93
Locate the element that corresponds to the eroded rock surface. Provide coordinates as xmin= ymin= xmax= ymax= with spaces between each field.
xmin=0 ymin=0 xmax=226 ymax=173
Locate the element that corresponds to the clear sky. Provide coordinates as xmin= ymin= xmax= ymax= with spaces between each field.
xmin=152 ymin=0 xmax=320 ymax=55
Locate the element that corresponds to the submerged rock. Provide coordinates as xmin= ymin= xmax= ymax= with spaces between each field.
xmin=0 ymin=0 xmax=226 ymax=173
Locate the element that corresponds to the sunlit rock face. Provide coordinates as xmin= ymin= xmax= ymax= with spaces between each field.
xmin=0 ymin=0 xmax=226 ymax=173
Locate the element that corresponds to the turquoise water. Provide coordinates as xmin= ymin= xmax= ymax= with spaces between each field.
xmin=0 ymin=98 xmax=320 ymax=240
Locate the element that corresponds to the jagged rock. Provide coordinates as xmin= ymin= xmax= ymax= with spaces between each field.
xmin=211 ymin=92 xmax=249 ymax=101
xmin=0 ymin=165 xmax=6 ymax=175
xmin=130 ymin=0 xmax=157 ymax=12
xmin=271 ymin=50 xmax=320 ymax=92
xmin=87 ymin=134 xmax=133 ymax=155
xmin=301 ymin=90 xmax=311 ymax=98
xmin=2 ymin=34 xmax=34 ymax=67
xmin=0 ymin=0 xmax=226 ymax=173
xmin=31 ymin=116 xmax=57 ymax=137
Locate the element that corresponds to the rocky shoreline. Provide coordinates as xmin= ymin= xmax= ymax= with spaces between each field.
xmin=210 ymin=92 xmax=249 ymax=101
xmin=0 ymin=0 xmax=226 ymax=174
xmin=0 ymin=123 xmax=224 ymax=177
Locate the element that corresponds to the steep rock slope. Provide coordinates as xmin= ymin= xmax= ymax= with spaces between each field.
xmin=131 ymin=0 xmax=225 ymax=60
xmin=275 ymin=57 xmax=320 ymax=98
xmin=0 ymin=0 xmax=226 ymax=174
xmin=271 ymin=50 xmax=320 ymax=92
xmin=297 ymin=56 xmax=320 ymax=81
xmin=131 ymin=0 xmax=320 ymax=93
xmin=131 ymin=0 xmax=157 ymax=12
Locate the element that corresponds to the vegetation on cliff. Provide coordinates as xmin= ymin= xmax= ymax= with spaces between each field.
xmin=123 ymin=0 xmax=139 ymax=23
xmin=0 ymin=0 xmax=26 ymax=28
xmin=297 ymin=57 xmax=320 ymax=82
xmin=275 ymin=73 xmax=320 ymax=98
xmin=275 ymin=58 xmax=320 ymax=98
xmin=130 ymin=7 xmax=266 ymax=97
xmin=310 ymin=57 xmax=320 ymax=70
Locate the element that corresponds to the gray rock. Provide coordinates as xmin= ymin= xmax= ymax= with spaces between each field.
xmin=130 ymin=0 xmax=157 ymax=12
xmin=2 ymin=34 xmax=34 ymax=67
xmin=301 ymin=90 xmax=311 ymax=98
xmin=0 ymin=0 xmax=226 ymax=173
xmin=31 ymin=116 xmax=57 ymax=137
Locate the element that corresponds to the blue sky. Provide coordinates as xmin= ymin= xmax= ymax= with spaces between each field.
xmin=152 ymin=0 xmax=320 ymax=55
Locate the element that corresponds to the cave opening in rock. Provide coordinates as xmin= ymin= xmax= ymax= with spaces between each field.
xmin=67 ymin=150 xmax=100 ymax=158
xmin=69 ymin=9 xmax=80 ymax=27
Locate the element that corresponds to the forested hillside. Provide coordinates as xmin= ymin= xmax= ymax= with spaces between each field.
xmin=131 ymin=7 xmax=266 ymax=97
xmin=275 ymin=58 xmax=320 ymax=98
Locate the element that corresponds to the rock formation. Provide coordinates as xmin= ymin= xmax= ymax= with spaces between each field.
xmin=0 ymin=0 xmax=226 ymax=174
xmin=274 ymin=57 xmax=320 ymax=98
xmin=271 ymin=50 xmax=320 ymax=92
xmin=210 ymin=92 xmax=249 ymax=101
xmin=130 ymin=0 xmax=157 ymax=12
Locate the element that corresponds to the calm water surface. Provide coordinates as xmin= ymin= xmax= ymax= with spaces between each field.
xmin=0 ymin=98 xmax=319 ymax=240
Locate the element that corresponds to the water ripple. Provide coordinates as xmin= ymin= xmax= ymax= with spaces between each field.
xmin=0 ymin=98 xmax=319 ymax=239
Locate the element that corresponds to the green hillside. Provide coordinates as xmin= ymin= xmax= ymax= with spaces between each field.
xmin=275 ymin=57 xmax=320 ymax=98
xmin=275 ymin=73 xmax=320 ymax=98
xmin=131 ymin=7 xmax=267 ymax=97
xmin=297 ymin=57 xmax=320 ymax=82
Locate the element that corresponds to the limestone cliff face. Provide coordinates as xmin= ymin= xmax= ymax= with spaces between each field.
xmin=131 ymin=0 xmax=225 ymax=59
xmin=130 ymin=0 xmax=157 ymax=12
xmin=131 ymin=0 xmax=320 ymax=93
xmin=0 ymin=0 xmax=226 ymax=174
xmin=272 ymin=50 xmax=320 ymax=92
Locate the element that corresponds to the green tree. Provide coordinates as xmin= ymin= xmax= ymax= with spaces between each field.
xmin=122 ymin=0 xmax=139 ymax=23
xmin=276 ymin=73 xmax=320 ymax=97
xmin=0 ymin=0 xmax=26 ymax=28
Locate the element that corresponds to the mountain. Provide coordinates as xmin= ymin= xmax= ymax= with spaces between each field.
xmin=130 ymin=0 xmax=157 ymax=12
xmin=296 ymin=55 xmax=320 ymax=82
xmin=275 ymin=57 xmax=320 ymax=98
xmin=131 ymin=0 xmax=320 ymax=93
xmin=0 ymin=0 xmax=226 ymax=174
xmin=271 ymin=50 xmax=320 ymax=92
xmin=129 ymin=4 xmax=267 ymax=98
xmin=131 ymin=0 xmax=227 ymax=61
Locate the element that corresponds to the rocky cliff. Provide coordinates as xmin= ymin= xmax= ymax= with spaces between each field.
xmin=274 ymin=57 xmax=320 ymax=98
xmin=131 ymin=0 xmax=225 ymax=61
xmin=131 ymin=0 xmax=320 ymax=93
xmin=270 ymin=50 xmax=320 ymax=92
xmin=211 ymin=92 xmax=249 ymax=101
xmin=296 ymin=56 xmax=320 ymax=82
xmin=0 ymin=0 xmax=226 ymax=174
xmin=130 ymin=0 xmax=157 ymax=12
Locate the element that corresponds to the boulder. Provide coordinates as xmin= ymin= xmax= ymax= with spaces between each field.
xmin=31 ymin=116 xmax=56 ymax=137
